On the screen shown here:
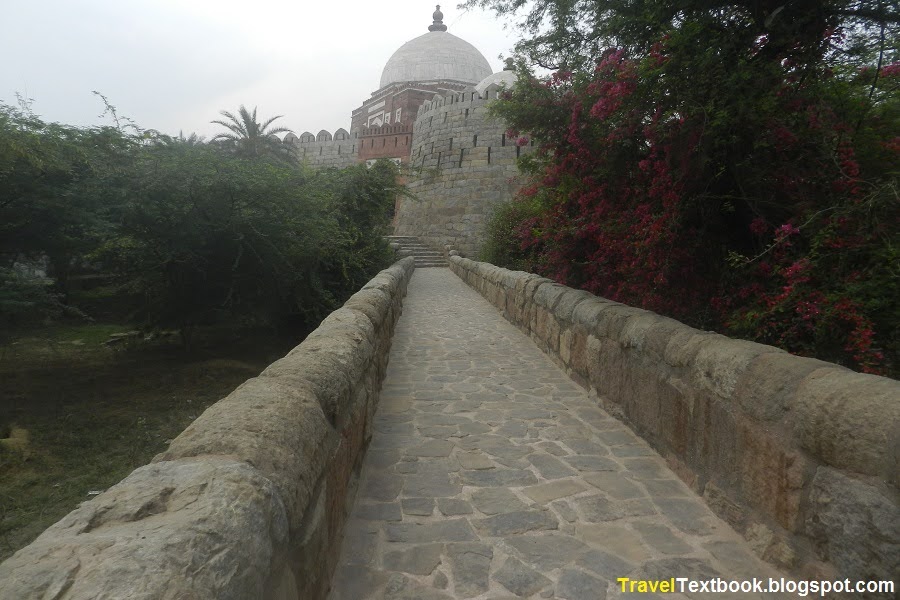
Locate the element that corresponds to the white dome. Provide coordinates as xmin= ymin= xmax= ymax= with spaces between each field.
xmin=379 ymin=30 xmax=492 ymax=88
xmin=475 ymin=69 xmax=517 ymax=96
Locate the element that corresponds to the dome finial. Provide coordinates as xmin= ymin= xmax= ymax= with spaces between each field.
xmin=428 ymin=4 xmax=447 ymax=32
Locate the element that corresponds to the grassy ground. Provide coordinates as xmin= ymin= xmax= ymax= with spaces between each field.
xmin=0 ymin=322 xmax=296 ymax=562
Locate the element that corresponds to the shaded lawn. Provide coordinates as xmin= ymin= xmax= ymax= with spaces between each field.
xmin=0 ymin=323 xmax=295 ymax=562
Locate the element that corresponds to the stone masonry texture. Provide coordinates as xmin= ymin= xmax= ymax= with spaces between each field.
xmin=448 ymin=256 xmax=900 ymax=597
xmin=396 ymin=92 xmax=535 ymax=258
xmin=0 ymin=259 xmax=416 ymax=600
xmin=328 ymin=269 xmax=796 ymax=600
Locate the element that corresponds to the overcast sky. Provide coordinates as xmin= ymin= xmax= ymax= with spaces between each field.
xmin=1 ymin=0 xmax=521 ymax=138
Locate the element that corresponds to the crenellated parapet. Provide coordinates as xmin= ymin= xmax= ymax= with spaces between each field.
xmin=393 ymin=87 xmax=534 ymax=257
xmin=409 ymin=87 xmax=534 ymax=172
xmin=285 ymin=127 xmax=359 ymax=169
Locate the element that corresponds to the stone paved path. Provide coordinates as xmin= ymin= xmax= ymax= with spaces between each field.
xmin=329 ymin=269 xmax=789 ymax=600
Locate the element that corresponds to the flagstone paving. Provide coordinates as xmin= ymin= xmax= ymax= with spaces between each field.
xmin=329 ymin=268 xmax=790 ymax=600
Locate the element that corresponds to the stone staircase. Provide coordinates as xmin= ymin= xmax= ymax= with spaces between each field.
xmin=386 ymin=235 xmax=447 ymax=268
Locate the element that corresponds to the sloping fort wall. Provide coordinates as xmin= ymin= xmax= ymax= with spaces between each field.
xmin=0 ymin=258 xmax=416 ymax=600
xmin=448 ymin=255 xmax=900 ymax=591
xmin=396 ymin=87 xmax=534 ymax=258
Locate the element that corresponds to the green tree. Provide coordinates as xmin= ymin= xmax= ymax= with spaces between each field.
xmin=0 ymin=103 xmax=134 ymax=304
xmin=94 ymin=143 xmax=398 ymax=346
xmin=210 ymin=105 xmax=295 ymax=162
xmin=470 ymin=0 xmax=899 ymax=374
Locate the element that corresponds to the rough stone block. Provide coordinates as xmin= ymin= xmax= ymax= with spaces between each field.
xmin=260 ymin=338 xmax=355 ymax=426
xmin=806 ymin=467 xmax=900 ymax=587
xmin=794 ymin=368 xmax=900 ymax=483
xmin=690 ymin=336 xmax=779 ymax=400
xmin=662 ymin=329 xmax=716 ymax=368
xmin=732 ymin=353 xmax=831 ymax=423
xmin=0 ymin=458 xmax=289 ymax=600
xmin=154 ymin=377 xmax=335 ymax=532
xmin=656 ymin=375 xmax=693 ymax=456
xmin=736 ymin=419 xmax=810 ymax=532
xmin=688 ymin=391 xmax=740 ymax=491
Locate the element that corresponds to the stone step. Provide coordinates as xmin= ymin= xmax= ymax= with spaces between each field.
xmin=387 ymin=235 xmax=448 ymax=267
xmin=393 ymin=245 xmax=437 ymax=251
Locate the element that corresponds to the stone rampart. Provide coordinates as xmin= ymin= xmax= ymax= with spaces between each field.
xmin=288 ymin=128 xmax=359 ymax=169
xmin=0 ymin=257 xmax=416 ymax=600
xmin=396 ymin=90 xmax=534 ymax=257
xmin=449 ymin=255 xmax=899 ymax=589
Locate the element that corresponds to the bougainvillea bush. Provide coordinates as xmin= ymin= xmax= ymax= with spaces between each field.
xmin=474 ymin=1 xmax=899 ymax=375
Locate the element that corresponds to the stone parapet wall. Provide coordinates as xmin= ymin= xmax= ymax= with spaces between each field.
xmin=448 ymin=256 xmax=899 ymax=592
xmin=296 ymin=138 xmax=359 ymax=169
xmin=396 ymin=90 xmax=533 ymax=257
xmin=0 ymin=257 xmax=416 ymax=600
xmin=288 ymin=129 xmax=359 ymax=170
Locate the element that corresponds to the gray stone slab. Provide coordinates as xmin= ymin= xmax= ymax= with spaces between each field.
xmin=471 ymin=488 xmax=527 ymax=515
xmin=528 ymin=453 xmax=577 ymax=479
xmin=504 ymin=534 xmax=588 ymax=570
xmin=457 ymin=421 xmax=491 ymax=435
xmin=495 ymin=421 xmax=528 ymax=438
xmin=459 ymin=469 xmax=538 ymax=487
xmin=556 ymin=568 xmax=608 ymax=600
xmin=535 ymin=441 xmax=567 ymax=456
xmin=583 ymin=472 xmax=646 ymax=499
xmin=383 ymin=543 xmax=443 ymax=575
xmin=383 ymin=573 xmax=454 ymax=600
xmin=437 ymin=498 xmax=473 ymax=516
xmin=408 ymin=439 xmax=455 ymax=457
xmin=386 ymin=519 xmax=478 ymax=543
xmin=403 ymin=471 xmax=461 ymax=497
xmin=402 ymin=497 xmax=435 ymax=516
xmin=494 ymin=557 xmax=551 ymax=597
xmin=553 ymin=500 xmax=579 ymax=523
xmin=564 ymin=455 xmax=620 ymax=472
xmin=564 ymin=439 xmax=610 ymax=456
xmin=457 ymin=451 xmax=494 ymax=470
xmin=524 ymin=480 xmax=588 ymax=504
xmin=473 ymin=510 xmax=558 ymax=536
xmin=419 ymin=414 xmax=474 ymax=426
xmin=573 ymin=496 xmax=657 ymax=523
xmin=447 ymin=543 xmax=493 ymax=597
xmin=575 ymin=549 xmax=633 ymax=579
xmin=419 ymin=425 xmax=457 ymax=438
xmin=632 ymin=522 xmax=693 ymax=554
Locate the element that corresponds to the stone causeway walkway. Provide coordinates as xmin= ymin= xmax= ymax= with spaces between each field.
xmin=329 ymin=269 xmax=790 ymax=600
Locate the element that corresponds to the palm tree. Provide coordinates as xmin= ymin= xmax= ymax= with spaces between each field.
xmin=211 ymin=105 xmax=295 ymax=161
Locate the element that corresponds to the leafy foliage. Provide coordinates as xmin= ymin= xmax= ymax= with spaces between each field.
xmin=211 ymin=105 xmax=296 ymax=162
xmin=473 ymin=0 xmax=899 ymax=375
xmin=0 ymin=104 xmax=398 ymax=343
